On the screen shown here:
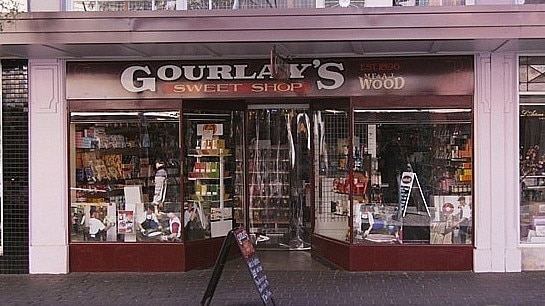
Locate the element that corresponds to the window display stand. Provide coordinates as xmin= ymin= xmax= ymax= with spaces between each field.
xmin=186 ymin=123 xmax=234 ymax=239
xmin=398 ymin=170 xmax=430 ymax=218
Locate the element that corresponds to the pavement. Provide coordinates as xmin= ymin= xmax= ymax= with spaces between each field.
xmin=1 ymin=251 xmax=545 ymax=306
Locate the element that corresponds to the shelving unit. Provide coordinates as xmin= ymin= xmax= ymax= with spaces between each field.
xmin=432 ymin=126 xmax=472 ymax=196
xmin=187 ymin=151 xmax=233 ymax=238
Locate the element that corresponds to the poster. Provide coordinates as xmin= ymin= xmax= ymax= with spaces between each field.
xmin=117 ymin=210 xmax=134 ymax=234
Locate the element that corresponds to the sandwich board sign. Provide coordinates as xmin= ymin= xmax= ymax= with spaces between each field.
xmin=398 ymin=171 xmax=430 ymax=218
xmin=201 ymin=227 xmax=275 ymax=306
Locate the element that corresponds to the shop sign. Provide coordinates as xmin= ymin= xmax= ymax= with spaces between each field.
xmin=521 ymin=109 xmax=545 ymax=119
xmin=66 ymin=56 xmax=473 ymax=99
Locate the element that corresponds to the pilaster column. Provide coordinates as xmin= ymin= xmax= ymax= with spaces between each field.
xmin=474 ymin=53 xmax=520 ymax=272
xmin=28 ymin=59 xmax=69 ymax=274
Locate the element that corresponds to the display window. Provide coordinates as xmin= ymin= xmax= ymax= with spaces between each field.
xmin=519 ymin=101 xmax=545 ymax=244
xmin=182 ymin=109 xmax=243 ymax=241
xmin=314 ymin=107 xmax=473 ymax=245
xmin=69 ymin=110 xmax=181 ymax=243
xmin=519 ymin=56 xmax=545 ymax=244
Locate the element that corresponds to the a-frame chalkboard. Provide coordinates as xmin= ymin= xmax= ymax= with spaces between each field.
xmin=201 ymin=227 xmax=275 ymax=306
xmin=398 ymin=171 xmax=430 ymax=218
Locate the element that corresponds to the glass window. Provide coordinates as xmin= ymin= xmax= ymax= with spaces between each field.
xmin=519 ymin=56 xmax=545 ymax=244
xmin=70 ymin=111 xmax=181 ymax=243
xmin=70 ymin=1 xmax=178 ymax=11
xmin=182 ymin=110 xmax=242 ymax=241
xmin=519 ymin=56 xmax=545 ymax=92
xmin=314 ymin=107 xmax=473 ymax=245
xmin=519 ymin=100 xmax=545 ymax=244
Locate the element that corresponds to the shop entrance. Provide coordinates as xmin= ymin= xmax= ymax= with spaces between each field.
xmin=246 ymin=105 xmax=312 ymax=251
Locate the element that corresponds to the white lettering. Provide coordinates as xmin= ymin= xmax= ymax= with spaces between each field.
xmin=358 ymin=76 xmax=405 ymax=90
xmin=290 ymin=63 xmax=312 ymax=79
xmin=233 ymin=65 xmax=257 ymax=79
xmin=316 ymin=62 xmax=344 ymax=90
xmin=256 ymin=64 xmax=273 ymax=79
xmin=207 ymin=65 xmax=233 ymax=80
xmin=119 ymin=60 xmax=350 ymax=93
xmin=157 ymin=65 xmax=182 ymax=81
xmin=183 ymin=66 xmax=206 ymax=81
xmin=120 ymin=66 xmax=156 ymax=92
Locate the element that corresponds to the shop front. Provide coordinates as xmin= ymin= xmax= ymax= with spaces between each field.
xmin=66 ymin=55 xmax=474 ymax=272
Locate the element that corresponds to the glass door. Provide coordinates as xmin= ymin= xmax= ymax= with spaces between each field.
xmin=247 ymin=105 xmax=311 ymax=250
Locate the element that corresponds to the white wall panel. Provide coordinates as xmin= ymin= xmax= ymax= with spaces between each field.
xmin=28 ymin=59 xmax=69 ymax=274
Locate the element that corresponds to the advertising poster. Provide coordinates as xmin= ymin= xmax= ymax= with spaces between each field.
xmin=117 ymin=210 xmax=134 ymax=234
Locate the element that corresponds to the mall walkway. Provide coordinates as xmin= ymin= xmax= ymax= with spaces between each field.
xmin=1 ymin=251 xmax=544 ymax=305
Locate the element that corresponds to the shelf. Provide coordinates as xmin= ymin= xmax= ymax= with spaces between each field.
xmin=188 ymin=176 xmax=232 ymax=180
xmin=248 ymin=220 xmax=290 ymax=225
xmin=71 ymin=202 xmax=109 ymax=206
xmin=250 ymin=207 xmax=290 ymax=210
xmin=189 ymin=198 xmax=234 ymax=202
xmin=187 ymin=153 xmax=232 ymax=158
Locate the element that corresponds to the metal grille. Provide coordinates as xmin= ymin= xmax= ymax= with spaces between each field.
xmin=190 ymin=0 xmax=317 ymax=10
xmin=69 ymin=0 xmax=470 ymax=10
xmin=72 ymin=1 xmax=176 ymax=11
xmin=314 ymin=111 xmax=350 ymax=224
xmin=324 ymin=0 xmax=365 ymax=8
xmin=0 ymin=60 xmax=29 ymax=274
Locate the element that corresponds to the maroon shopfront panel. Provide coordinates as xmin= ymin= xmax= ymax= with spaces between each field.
xmin=69 ymin=238 xmax=229 ymax=272
xmin=312 ymin=235 xmax=473 ymax=271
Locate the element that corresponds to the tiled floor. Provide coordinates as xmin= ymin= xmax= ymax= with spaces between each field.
xmin=224 ymin=249 xmax=336 ymax=271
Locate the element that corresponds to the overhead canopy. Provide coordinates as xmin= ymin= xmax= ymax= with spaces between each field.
xmin=2 ymin=5 xmax=545 ymax=60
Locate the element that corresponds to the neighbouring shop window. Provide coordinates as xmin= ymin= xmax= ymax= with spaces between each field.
xmin=314 ymin=108 xmax=473 ymax=245
xmin=519 ymin=56 xmax=545 ymax=244
xmin=519 ymin=100 xmax=545 ymax=244
xmin=70 ymin=111 xmax=181 ymax=243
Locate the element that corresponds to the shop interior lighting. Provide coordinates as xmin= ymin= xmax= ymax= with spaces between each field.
xmin=324 ymin=109 xmax=347 ymax=114
xmin=71 ymin=111 xmax=180 ymax=118
xmin=353 ymin=108 xmax=471 ymax=113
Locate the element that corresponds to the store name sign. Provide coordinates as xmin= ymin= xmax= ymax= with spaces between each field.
xmin=66 ymin=56 xmax=473 ymax=99
xmin=358 ymin=62 xmax=405 ymax=90
xmin=120 ymin=60 xmax=346 ymax=94
xmin=521 ymin=109 xmax=545 ymax=118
